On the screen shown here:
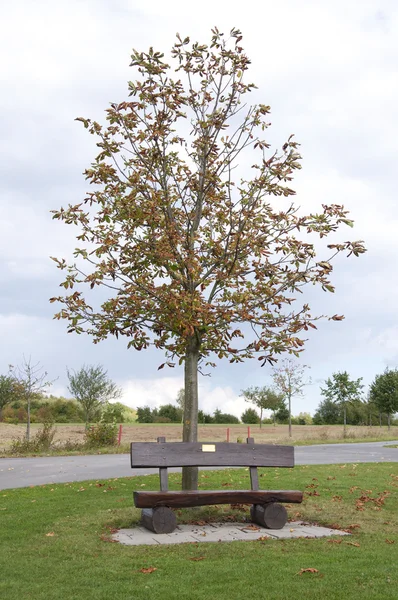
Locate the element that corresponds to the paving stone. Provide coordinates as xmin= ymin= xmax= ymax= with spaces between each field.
xmin=113 ymin=521 xmax=349 ymax=546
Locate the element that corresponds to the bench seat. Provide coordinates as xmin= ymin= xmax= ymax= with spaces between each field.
xmin=134 ymin=489 xmax=303 ymax=508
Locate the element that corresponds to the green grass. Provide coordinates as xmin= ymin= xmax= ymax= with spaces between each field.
xmin=1 ymin=464 xmax=398 ymax=600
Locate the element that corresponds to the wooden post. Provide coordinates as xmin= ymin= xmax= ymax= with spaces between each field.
xmin=117 ymin=424 xmax=123 ymax=446
xmin=141 ymin=507 xmax=177 ymax=534
xmin=226 ymin=428 xmax=230 ymax=442
xmin=251 ymin=503 xmax=288 ymax=530
xmin=247 ymin=426 xmax=250 ymax=439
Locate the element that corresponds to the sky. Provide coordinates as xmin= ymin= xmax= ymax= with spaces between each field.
xmin=1 ymin=0 xmax=398 ymax=419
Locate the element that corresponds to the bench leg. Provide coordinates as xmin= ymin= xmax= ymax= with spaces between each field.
xmin=250 ymin=503 xmax=288 ymax=530
xmin=141 ymin=507 xmax=177 ymax=534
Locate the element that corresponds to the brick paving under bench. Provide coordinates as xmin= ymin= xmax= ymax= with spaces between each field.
xmin=113 ymin=521 xmax=350 ymax=546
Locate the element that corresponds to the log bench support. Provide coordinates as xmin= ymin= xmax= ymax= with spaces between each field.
xmin=131 ymin=437 xmax=303 ymax=534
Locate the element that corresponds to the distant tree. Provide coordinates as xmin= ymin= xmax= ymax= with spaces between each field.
xmin=313 ymin=397 xmax=341 ymax=425
xmin=50 ymin=28 xmax=365 ymax=491
xmin=320 ymin=371 xmax=363 ymax=435
xmin=0 ymin=374 xmax=18 ymax=421
xmin=67 ymin=364 xmax=122 ymax=425
xmin=198 ymin=410 xmax=213 ymax=424
xmin=9 ymin=357 xmax=54 ymax=441
xmin=240 ymin=386 xmax=284 ymax=428
xmin=370 ymin=369 xmax=398 ymax=430
xmin=272 ymin=359 xmax=310 ymax=437
xmin=213 ymin=409 xmax=240 ymax=424
xmin=136 ymin=406 xmax=153 ymax=423
xmin=241 ymin=407 xmax=260 ymax=424
xmin=297 ymin=412 xmax=312 ymax=425
xmin=158 ymin=403 xmax=182 ymax=422
xmin=175 ymin=389 xmax=185 ymax=423
xmin=101 ymin=401 xmax=125 ymax=423
xmin=275 ymin=404 xmax=290 ymax=424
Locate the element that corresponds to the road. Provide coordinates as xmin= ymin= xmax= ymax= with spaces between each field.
xmin=1 ymin=441 xmax=397 ymax=490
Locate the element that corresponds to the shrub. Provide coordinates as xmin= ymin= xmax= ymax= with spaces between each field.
xmin=153 ymin=416 xmax=172 ymax=423
xmin=136 ymin=406 xmax=153 ymax=423
xmin=84 ymin=422 xmax=118 ymax=447
xmin=241 ymin=408 xmax=260 ymax=424
xmin=10 ymin=420 xmax=56 ymax=454
xmin=213 ymin=409 xmax=240 ymax=424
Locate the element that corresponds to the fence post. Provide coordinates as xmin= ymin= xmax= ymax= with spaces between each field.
xmin=226 ymin=427 xmax=230 ymax=442
xmin=118 ymin=424 xmax=123 ymax=446
xmin=247 ymin=426 xmax=250 ymax=439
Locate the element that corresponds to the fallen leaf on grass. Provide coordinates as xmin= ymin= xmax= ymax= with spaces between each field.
xmin=139 ymin=567 xmax=157 ymax=574
xmin=327 ymin=539 xmax=342 ymax=544
xmin=346 ymin=524 xmax=361 ymax=531
xmin=95 ymin=483 xmax=105 ymax=488
xmin=189 ymin=556 xmax=206 ymax=561
xmin=191 ymin=520 xmax=207 ymax=526
xmin=385 ymin=539 xmax=395 ymax=544
xmin=345 ymin=542 xmax=360 ymax=547
xmin=296 ymin=568 xmax=319 ymax=575
xmin=257 ymin=536 xmax=269 ymax=541
xmin=45 ymin=532 xmax=55 ymax=537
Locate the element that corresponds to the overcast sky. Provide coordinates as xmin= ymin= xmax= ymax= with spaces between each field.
xmin=1 ymin=0 xmax=397 ymax=419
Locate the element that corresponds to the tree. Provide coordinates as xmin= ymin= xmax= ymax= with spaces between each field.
xmin=320 ymin=371 xmax=363 ymax=435
xmin=9 ymin=357 xmax=54 ymax=441
xmin=241 ymin=407 xmax=260 ymax=424
xmin=67 ymin=364 xmax=122 ymax=424
xmin=240 ymin=386 xmax=284 ymax=428
xmin=136 ymin=406 xmax=153 ymax=423
xmin=175 ymin=388 xmax=185 ymax=423
xmin=313 ymin=397 xmax=341 ymax=425
xmin=50 ymin=29 xmax=365 ymax=490
xmin=272 ymin=359 xmax=310 ymax=437
xmin=158 ymin=403 xmax=182 ymax=422
xmin=0 ymin=374 xmax=18 ymax=421
xmin=370 ymin=369 xmax=398 ymax=430
xmin=213 ymin=409 xmax=240 ymax=424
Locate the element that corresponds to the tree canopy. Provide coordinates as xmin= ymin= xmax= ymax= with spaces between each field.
xmin=50 ymin=28 xmax=365 ymax=488
xmin=67 ymin=364 xmax=122 ymax=424
xmin=369 ymin=369 xmax=398 ymax=429
xmin=240 ymin=385 xmax=284 ymax=427
xmin=320 ymin=371 xmax=363 ymax=433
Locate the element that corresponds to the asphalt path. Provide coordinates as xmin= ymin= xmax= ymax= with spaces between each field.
xmin=1 ymin=441 xmax=397 ymax=491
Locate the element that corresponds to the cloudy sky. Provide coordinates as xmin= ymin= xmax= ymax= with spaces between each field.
xmin=1 ymin=0 xmax=397 ymax=418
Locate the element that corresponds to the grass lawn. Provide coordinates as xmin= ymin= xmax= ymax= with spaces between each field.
xmin=1 ymin=464 xmax=397 ymax=600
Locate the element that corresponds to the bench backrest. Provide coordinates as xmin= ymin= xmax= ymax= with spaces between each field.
xmin=130 ymin=439 xmax=294 ymax=468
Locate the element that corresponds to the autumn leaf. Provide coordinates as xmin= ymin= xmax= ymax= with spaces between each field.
xmin=327 ymin=539 xmax=342 ymax=544
xmin=45 ymin=532 xmax=55 ymax=537
xmin=296 ymin=568 xmax=319 ymax=575
xmin=345 ymin=542 xmax=360 ymax=547
xmin=385 ymin=539 xmax=395 ymax=544
xmin=139 ymin=567 xmax=157 ymax=574
xmin=242 ymin=525 xmax=260 ymax=531
xmin=189 ymin=556 xmax=206 ymax=561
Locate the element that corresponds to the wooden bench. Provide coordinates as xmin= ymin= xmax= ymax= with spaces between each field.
xmin=131 ymin=437 xmax=303 ymax=534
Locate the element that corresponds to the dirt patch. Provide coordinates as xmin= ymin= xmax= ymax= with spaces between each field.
xmin=1 ymin=423 xmax=397 ymax=450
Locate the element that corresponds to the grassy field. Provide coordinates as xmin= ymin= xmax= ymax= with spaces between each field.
xmin=1 ymin=463 xmax=397 ymax=600
xmin=1 ymin=422 xmax=398 ymax=455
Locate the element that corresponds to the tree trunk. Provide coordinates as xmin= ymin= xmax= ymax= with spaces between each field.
xmin=26 ymin=395 xmax=31 ymax=442
xmin=343 ymin=405 xmax=347 ymax=438
xmin=260 ymin=408 xmax=263 ymax=429
xmin=379 ymin=411 xmax=382 ymax=428
xmin=388 ymin=413 xmax=391 ymax=430
xmin=288 ymin=394 xmax=292 ymax=438
xmin=182 ymin=335 xmax=200 ymax=490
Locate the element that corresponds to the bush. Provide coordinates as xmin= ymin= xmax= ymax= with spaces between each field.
xmin=84 ymin=422 xmax=118 ymax=447
xmin=136 ymin=406 xmax=153 ymax=423
xmin=241 ymin=408 xmax=260 ymax=424
xmin=153 ymin=416 xmax=172 ymax=423
xmin=158 ymin=403 xmax=182 ymax=422
xmin=213 ymin=409 xmax=240 ymax=424
xmin=10 ymin=420 xmax=56 ymax=454
xmin=198 ymin=410 xmax=214 ymax=424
